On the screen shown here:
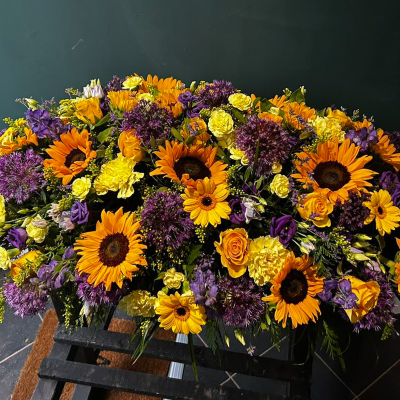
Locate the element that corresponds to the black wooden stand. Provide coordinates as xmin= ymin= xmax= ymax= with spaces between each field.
xmin=32 ymin=304 xmax=313 ymax=400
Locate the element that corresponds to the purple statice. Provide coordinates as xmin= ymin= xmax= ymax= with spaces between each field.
xmin=141 ymin=191 xmax=194 ymax=251
xmin=217 ymin=275 xmax=265 ymax=328
xmin=197 ymin=80 xmax=237 ymax=108
xmin=270 ymin=215 xmax=296 ymax=246
xmin=235 ymin=115 xmax=295 ymax=177
xmin=332 ymin=279 xmax=359 ymax=310
xmin=25 ymin=108 xmax=68 ymax=140
xmin=190 ymin=253 xmax=218 ymax=317
xmin=122 ymin=100 xmax=175 ymax=147
xmin=0 ymin=149 xmax=45 ymax=204
xmin=75 ymin=272 xmax=126 ymax=308
xmin=345 ymin=125 xmax=378 ymax=153
xmin=332 ymin=191 xmax=371 ymax=232
xmin=228 ymin=197 xmax=246 ymax=225
xmin=104 ymin=75 xmax=124 ymax=93
xmin=7 ymin=228 xmax=28 ymax=250
xmin=3 ymin=280 xmax=47 ymax=318
xmin=352 ymin=263 xmax=396 ymax=332
xmin=70 ymin=201 xmax=89 ymax=225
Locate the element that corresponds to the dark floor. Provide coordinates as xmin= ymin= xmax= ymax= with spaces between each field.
xmin=1 ymin=278 xmax=400 ymax=399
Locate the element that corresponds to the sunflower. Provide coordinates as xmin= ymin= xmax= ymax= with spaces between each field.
xmin=292 ymin=139 xmax=376 ymax=203
xmin=262 ymin=252 xmax=324 ymax=328
xmin=74 ymin=208 xmax=147 ymax=291
xmin=182 ymin=177 xmax=231 ymax=227
xmin=43 ymin=128 xmax=97 ymax=185
xmin=150 ymin=140 xmax=228 ymax=188
xmin=372 ymin=129 xmax=400 ymax=171
xmin=156 ymin=292 xmax=206 ymax=334
xmin=364 ymin=190 xmax=400 ymax=235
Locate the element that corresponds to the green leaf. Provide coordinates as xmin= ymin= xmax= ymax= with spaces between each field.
xmin=155 ymin=272 xmax=166 ymax=281
xmin=255 ymin=176 xmax=263 ymax=190
xmin=320 ymin=320 xmax=346 ymax=371
xmin=316 ymin=108 xmax=326 ymax=117
xmin=184 ymin=264 xmax=196 ymax=277
xmin=232 ymin=108 xmax=245 ymax=124
xmin=244 ymin=167 xmax=251 ymax=182
xmin=187 ymin=244 xmax=202 ymax=265
xmin=171 ymin=127 xmax=184 ymax=142
xmin=234 ymin=329 xmax=246 ymax=346
xmin=94 ymin=113 xmax=110 ymax=127
xmin=150 ymin=136 xmax=156 ymax=149
xmin=188 ymin=333 xmax=199 ymax=381
xmin=182 ymin=280 xmax=190 ymax=293
xmin=289 ymin=88 xmax=305 ymax=104
xmin=260 ymin=99 xmax=275 ymax=112
xmin=97 ymin=128 xmax=113 ymax=144
xmin=252 ymin=96 xmax=261 ymax=108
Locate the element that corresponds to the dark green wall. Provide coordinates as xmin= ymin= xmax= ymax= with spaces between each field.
xmin=1 ymin=0 xmax=399 ymax=130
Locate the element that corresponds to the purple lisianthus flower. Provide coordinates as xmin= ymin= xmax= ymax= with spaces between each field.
xmin=228 ymin=197 xmax=246 ymax=225
xmin=59 ymin=211 xmax=75 ymax=231
xmin=178 ymin=91 xmax=196 ymax=108
xmin=345 ymin=125 xmax=378 ymax=153
xmin=242 ymin=183 xmax=258 ymax=196
xmin=25 ymin=108 xmax=68 ymax=140
xmin=7 ymin=228 xmax=28 ymax=250
xmin=379 ymin=171 xmax=399 ymax=192
xmin=391 ymin=186 xmax=400 ymax=208
xmin=70 ymin=201 xmax=89 ymax=225
xmin=332 ymin=279 xmax=358 ymax=310
xmin=270 ymin=215 xmax=296 ymax=246
xmin=318 ymin=279 xmax=338 ymax=302
xmin=187 ymin=103 xmax=209 ymax=118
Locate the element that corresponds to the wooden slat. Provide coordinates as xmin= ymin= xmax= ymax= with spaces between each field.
xmin=39 ymin=358 xmax=291 ymax=400
xmin=54 ymin=326 xmax=308 ymax=383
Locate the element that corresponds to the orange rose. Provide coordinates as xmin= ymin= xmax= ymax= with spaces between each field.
xmin=214 ymin=228 xmax=250 ymax=278
xmin=118 ymin=130 xmax=145 ymax=161
xmin=181 ymin=117 xmax=211 ymax=145
xmin=297 ymin=192 xmax=334 ymax=228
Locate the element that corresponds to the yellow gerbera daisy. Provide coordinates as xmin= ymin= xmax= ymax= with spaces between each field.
xmin=364 ymin=190 xmax=400 ymax=235
xmin=372 ymin=129 xmax=400 ymax=172
xmin=74 ymin=208 xmax=147 ymax=290
xmin=150 ymin=140 xmax=227 ymax=188
xmin=292 ymin=139 xmax=376 ymax=203
xmin=43 ymin=128 xmax=97 ymax=185
xmin=182 ymin=177 xmax=231 ymax=227
xmin=156 ymin=292 xmax=206 ymax=335
xmin=262 ymin=253 xmax=324 ymax=328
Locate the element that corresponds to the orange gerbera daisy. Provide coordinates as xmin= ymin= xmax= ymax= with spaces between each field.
xmin=292 ymin=139 xmax=376 ymax=203
xmin=150 ymin=140 xmax=227 ymax=188
xmin=74 ymin=208 xmax=147 ymax=291
xmin=107 ymin=91 xmax=138 ymax=112
xmin=43 ymin=128 xmax=97 ymax=185
xmin=262 ymin=252 xmax=324 ymax=328
xmin=182 ymin=177 xmax=231 ymax=227
xmin=372 ymin=128 xmax=400 ymax=172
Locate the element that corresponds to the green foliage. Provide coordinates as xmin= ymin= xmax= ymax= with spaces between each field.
xmin=381 ymin=323 xmax=395 ymax=341
xmin=205 ymin=320 xmax=224 ymax=355
xmin=320 ymin=321 xmax=346 ymax=370
xmin=313 ymin=238 xmax=338 ymax=277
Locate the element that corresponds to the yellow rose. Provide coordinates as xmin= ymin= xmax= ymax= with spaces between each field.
xmin=0 ymin=195 xmax=6 ymax=225
xmin=137 ymin=93 xmax=154 ymax=102
xmin=228 ymin=93 xmax=252 ymax=111
xmin=247 ymin=236 xmax=288 ymax=285
xmin=72 ymin=177 xmax=91 ymax=200
xmin=270 ymin=174 xmax=290 ymax=198
xmin=297 ymin=192 xmax=334 ymax=228
xmin=0 ymin=247 xmax=11 ymax=270
xmin=214 ymin=228 xmax=251 ymax=278
xmin=343 ymin=276 xmax=380 ymax=323
xmin=118 ymin=130 xmax=145 ymax=161
xmin=326 ymin=108 xmax=353 ymax=129
xmin=26 ymin=215 xmax=49 ymax=243
xmin=163 ymin=268 xmax=185 ymax=289
xmin=208 ymin=109 xmax=234 ymax=138
xmin=271 ymin=162 xmax=282 ymax=174
xmin=75 ymin=97 xmax=103 ymax=125
xmin=123 ymin=76 xmax=142 ymax=90
xmin=119 ymin=290 xmax=158 ymax=317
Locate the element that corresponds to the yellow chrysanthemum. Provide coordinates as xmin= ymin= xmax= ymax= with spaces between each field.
xmin=262 ymin=253 xmax=324 ymax=328
xmin=107 ymin=91 xmax=138 ymax=112
xmin=156 ymin=292 xmax=206 ymax=335
xmin=309 ymin=116 xmax=345 ymax=142
xmin=182 ymin=178 xmax=231 ymax=227
xmin=364 ymin=190 xmax=400 ymax=235
xmin=163 ymin=268 xmax=185 ymax=289
xmin=75 ymin=208 xmax=147 ymax=290
xmin=119 ymin=290 xmax=157 ymax=317
xmin=0 ymin=247 xmax=11 ymax=271
xmin=94 ymin=154 xmax=144 ymax=199
xmin=247 ymin=236 xmax=289 ymax=286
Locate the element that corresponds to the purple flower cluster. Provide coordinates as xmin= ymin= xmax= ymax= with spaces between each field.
xmin=270 ymin=215 xmax=296 ymax=246
xmin=318 ymin=278 xmax=358 ymax=309
xmin=345 ymin=125 xmax=378 ymax=153
xmin=141 ymin=191 xmax=194 ymax=250
xmin=25 ymin=108 xmax=68 ymax=140
xmin=333 ymin=191 xmax=372 ymax=232
xmin=75 ymin=273 xmax=125 ymax=307
xmin=3 ymin=280 xmax=47 ymax=318
xmin=353 ymin=263 xmax=395 ymax=332
xmin=379 ymin=172 xmax=400 ymax=208
xmin=177 ymin=91 xmax=208 ymax=118
xmin=190 ymin=253 xmax=218 ymax=316
xmin=0 ymin=149 xmax=45 ymax=204
xmin=235 ymin=115 xmax=295 ymax=176
xmin=7 ymin=228 xmax=28 ymax=250
xmin=122 ymin=100 xmax=175 ymax=147
xmin=217 ymin=275 xmax=265 ymax=328
xmin=197 ymin=80 xmax=237 ymax=108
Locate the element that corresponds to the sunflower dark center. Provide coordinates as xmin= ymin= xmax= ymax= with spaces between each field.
xmin=65 ymin=149 xmax=86 ymax=168
xmin=201 ymin=196 xmax=213 ymax=207
xmin=98 ymin=233 xmax=129 ymax=267
xmin=173 ymin=157 xmax=211 ymax=181
xmin=280 ymin=270 xmax=308 ymax=304
xmin=176 ymin=307 xmax=187 ymax=316
xmin=377 ymin=206 xmax=383 ymax=215
xmin=313 ymin=161 xmax=351 ymax=191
